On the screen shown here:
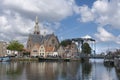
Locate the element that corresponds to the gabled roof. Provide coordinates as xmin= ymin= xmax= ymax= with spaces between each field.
xmin=29 ymin=34 xmax=44 ymax=44
xmin=28 ymin=33 xmax=58 ymax=46
xmin=43 ymin=34 xmax=53 ymax=41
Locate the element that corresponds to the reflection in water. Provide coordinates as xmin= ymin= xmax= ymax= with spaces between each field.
xmin=0 ymin=59 xmax=120 ymax=80
xmin=81 ymin=61 xmax=92 ymax=80
xmin=0 ymin=62 xmax=24 ymax=80
xmin=25 ymin=62 xmax=80 ymax=80
xmin=115 ymin=68 xmax=120 ymax=80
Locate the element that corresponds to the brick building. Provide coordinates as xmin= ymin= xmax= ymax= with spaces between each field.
xmin=26 ymin=17 xmax=59 ymax=57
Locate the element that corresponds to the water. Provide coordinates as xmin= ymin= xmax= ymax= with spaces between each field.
xmin=0 ymin=59 xmax=120 ymax=80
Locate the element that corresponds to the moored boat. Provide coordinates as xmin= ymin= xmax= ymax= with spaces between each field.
xmin=0 ymin=56 xmax=11 ymax=62
xmin=114 ymin=58 xmax=120 ymax=72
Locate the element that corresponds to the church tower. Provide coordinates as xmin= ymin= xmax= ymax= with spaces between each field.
xmin=34 ymin=16 xmax=40 ymax=35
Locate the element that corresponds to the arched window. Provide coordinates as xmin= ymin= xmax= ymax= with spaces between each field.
xmin=52 ymin=39 xmax=55 ymax=44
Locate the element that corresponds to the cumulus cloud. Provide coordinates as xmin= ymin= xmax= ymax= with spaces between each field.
xmin=78 ymin=0 xmax=120 ymax=28
xmin=2 ymin=0 xmax=76 ymax=21
xmin=0 ymin=0 xmax=77 ymax=44
xmin=95 ymin=27 xmax=115 ymax=42
xmin=95 ymin=26 xmax=120 ymax=44
xmin=0 ymin=13 xmax=34 ymax=43
xmin=78 ymin=0 xmax=120 ymax=44
xmin=77 ymin=5 xmax=94 ymax=22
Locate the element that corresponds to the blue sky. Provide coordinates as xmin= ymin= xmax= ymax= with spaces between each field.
xmin=0 ymin=0 xmax=120 ymax=53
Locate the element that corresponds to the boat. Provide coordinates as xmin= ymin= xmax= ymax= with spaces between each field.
xmin=114 ymin=57 xmax=120 ymax=72
xmin=0 ymin=56 xmax=11 ymax=62
xmin=104 ymin=54 xmax=114 ymax=66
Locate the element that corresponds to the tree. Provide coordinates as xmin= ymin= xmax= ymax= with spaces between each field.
xmin=7 ymin=40 xmax=24 ymax=55
xmin=81 ymin=42 xmax=91 ymax=54
xmin=60 ymin=39 xmax=72 ymax=47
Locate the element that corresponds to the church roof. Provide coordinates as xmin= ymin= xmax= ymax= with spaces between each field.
xmin=29 ymin=34 xmax=54 ymax=45
xmin=29 ymin=34 xmax=44 ymax=44
xmin=43 ymin=34 xmax=53 ymax=41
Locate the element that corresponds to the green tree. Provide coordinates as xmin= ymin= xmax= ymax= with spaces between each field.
xmin=60 ymin=39 xmax=72 ymax=47
xmin=7 ymin=40 xmax=24 ymax=55
xmin=81 ymin=42 xmax=91 ymax=54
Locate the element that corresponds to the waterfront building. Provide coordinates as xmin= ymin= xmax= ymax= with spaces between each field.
xmin=7 ymin=50 xmax=18 ymax=56
xmin=0 ymin=41 xmax=7 ymax=56
xmin=26 ymin=16 xmax=59 ymax=57
xmin=57 ymin=42 xmax=78 ymax=58
xmin=57 ymin=46 xmax=65 ymax=57
xmin=64 ymin=42 xmax=78 ymax=58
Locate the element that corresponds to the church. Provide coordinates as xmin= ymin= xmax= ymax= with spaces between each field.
xmin=26 ymin=17 xmax=59 ymax=57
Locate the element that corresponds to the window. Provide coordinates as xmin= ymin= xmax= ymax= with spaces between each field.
xmin=27 ymin=45 xmax=29 ymax=48
xmin=33 ymin=50 xmax=37 ymax=52
xmin=52 ymin=39 xmax=55 ymax=44
xmin=49 ymin=45 xmax=51 ymax=47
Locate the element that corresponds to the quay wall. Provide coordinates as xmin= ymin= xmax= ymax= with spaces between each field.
xmin=11 ymin=58 xmax=39 ymax=62
xmin=11 ymin=58 xmax=82 ymax=62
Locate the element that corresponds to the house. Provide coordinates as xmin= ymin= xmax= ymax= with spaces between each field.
xmin=0 ymin=41 xmax=7 ymax=56
xmin=58 ymin=42 xmax=78 ymax=58
xmin=57 ymin=46 xmax=65 ymax=57
xmin=7 ymin=50 xmax=19 ymax=56
xmin=39 ymin=45 xmax=45 ymax=57
xmin=26 ymin=16 xmax=59 ymax=57
xmin=31 ymin=44 xmax=40 ymax=57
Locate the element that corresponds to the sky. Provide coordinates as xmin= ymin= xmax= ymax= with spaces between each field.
xmin=0 ymin=0 xmax=120 ymax=54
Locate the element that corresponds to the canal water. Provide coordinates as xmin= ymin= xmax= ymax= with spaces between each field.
xmin=0 ymin=59 xmax=120 ymax=80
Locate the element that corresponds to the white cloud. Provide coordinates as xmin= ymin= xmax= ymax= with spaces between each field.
xmin=0 ymin=0 xmax=78 ymax=45
xmin=0 ymin=16 xmax=8 ymax=26
xmin=95 ymin=27 xmax=115 ymax=42
xmin=78 ymin=5 xmax=94 ymax=22
xmin=0 ymin=13 xmax=34 ymax=42
xmin=78 ymin=0 xmax=120 ymax=28
xmin=92 ymin=0 xmax=109 ymax=14
xmin=95 ymin=27 xmax=120 ymax=44
xmin=77 ymin=0 xmax=120 ymax=44
xmin=2 ymin=0 xmax=76 ymax=21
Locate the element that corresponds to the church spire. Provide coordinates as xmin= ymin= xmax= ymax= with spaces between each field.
xmin=34 ymin=16 xmax=40 ymax=35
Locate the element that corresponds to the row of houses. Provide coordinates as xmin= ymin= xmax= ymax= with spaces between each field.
xmin=0 ymin=40 xmax=78 ymax=58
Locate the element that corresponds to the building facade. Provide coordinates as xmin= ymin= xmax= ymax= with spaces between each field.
xmin=0 ymin=41 xmax=7 ymax=56
xmin=26 ymin=16 xmax=59 ymax=57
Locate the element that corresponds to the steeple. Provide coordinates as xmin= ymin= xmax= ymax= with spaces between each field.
xmin=34 ymin=16 xmax=40 ymax=35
